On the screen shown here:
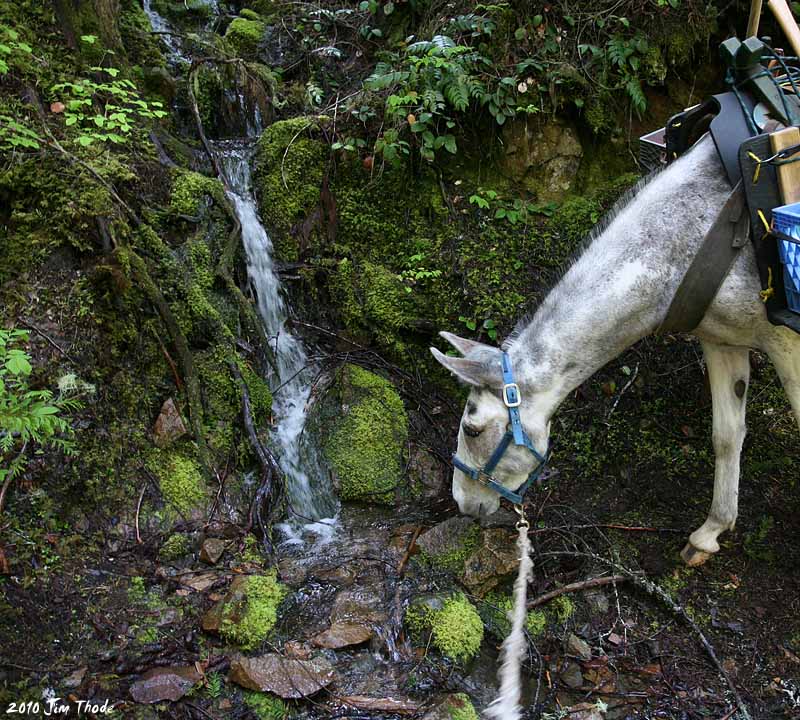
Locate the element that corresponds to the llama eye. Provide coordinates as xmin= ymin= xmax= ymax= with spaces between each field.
xmin=462 ymin=424 xmax=482 ymax=438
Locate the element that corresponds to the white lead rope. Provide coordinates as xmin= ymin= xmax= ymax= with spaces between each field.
xmin=484 ymin=507 xmax=532 ymax=720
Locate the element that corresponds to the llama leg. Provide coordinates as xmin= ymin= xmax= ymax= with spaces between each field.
xmin=681 ymin=342 xmax=749 ymax=566
xmin=765 ymin=331 xmax=800 ymax=429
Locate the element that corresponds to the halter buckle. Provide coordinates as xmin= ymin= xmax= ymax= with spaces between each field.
xmin=502 ymin=382 xmax=521 ymax=408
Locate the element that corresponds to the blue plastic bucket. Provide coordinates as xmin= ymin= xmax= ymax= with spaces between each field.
xmin=771 ymin=202 xmax=800 ymax=313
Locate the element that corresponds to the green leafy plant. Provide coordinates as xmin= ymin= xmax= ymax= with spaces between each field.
xmin=51 ymin=67 xmax=168 ymax=147
xmin=0 ymin=25 xmax=33 ymax=76
xmin=0 ymin=329 xmax=80 ymax=488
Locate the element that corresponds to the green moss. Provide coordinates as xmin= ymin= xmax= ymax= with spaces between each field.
xmin=323 ymin=365 xmax=408 ymax=503
xmin=244 ymin=691 xmax=288 ymax=720
xmin=552 ymin=196 xmax=600 ymax=243
xmin=552 ymin=595 xmax=575 ymax=623
xmin=239 ymin=9 xmax=263 ymax=21
xmin=254 ymin=117 xmax=329 ymax=261
xmin=407 ymin=593 xmax=484 ymax=663
xmin=169 ymin=170 xmax=224 ymax=217
xmin=159 ymin=533 xmax=192 ymax=561
xmin=447 ymin=694 xmax=479 ymax=720
xmin=431 ymin=594 xmax=484 ymax=663
xmin=225 ymin=17 xmax=266 ymax=57
xmin=418 ymin=523 xmax=480 ymax=575
xmin=480 ymin=590 xmax=546 ymax=639
xmin=128 ymin=576 xmax=147 ymax=602
xmin=136 ymin=626 xmax=159 ymax=644
xmin=147 ymin=450 xmax=208 ymax=516
xmin=220 ymin=572 xmax=288 ymax=650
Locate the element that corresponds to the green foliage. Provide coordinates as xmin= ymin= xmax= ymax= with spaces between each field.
xmin=364 ymin=24 xmax=538 ymax=163
xmin=0 ymin=25 xmax=32 ymax=77
xmin=205 ymin=672 xmax=224 ymax=699
xmin=51 ymin=65 xmax=168 ymax=147
xmin=244 ymin=691 xmax=288 ymax=720
xmin=323 ymin=365 xmax=408 ymax=503
xmin=0 ymin=329 xmax=80 ymax=486
xmin=743 ymin=515 xmax=776 ymax=563
xmin=220 ymin=572 xmax=288 ymax=650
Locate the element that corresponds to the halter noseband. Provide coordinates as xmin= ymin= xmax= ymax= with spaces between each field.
xmin=452 ymin=352 xmax=550 ymax=505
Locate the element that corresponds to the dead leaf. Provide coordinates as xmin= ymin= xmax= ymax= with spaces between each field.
xmin=407 ymin=113 xmax=416 ymax=125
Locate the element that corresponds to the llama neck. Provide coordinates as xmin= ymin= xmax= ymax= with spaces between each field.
xmin=508 ymin=136 xmax=730 ymax=412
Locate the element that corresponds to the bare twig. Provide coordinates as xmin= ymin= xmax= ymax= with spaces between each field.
xmin=527 ymin=575 xmax=626 ymax=609
xmin=0 ymin=441 xmax=28 ymax=515
xmin=397 ymin=525 xmax=423 ymax=576
xmin=18 ymin=319 xmax=78 ymax=365
xmin=135 ymin=481 xmax=147 ymax=545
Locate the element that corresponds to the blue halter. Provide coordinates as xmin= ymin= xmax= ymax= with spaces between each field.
xmin=452 ymin=352 xmax=550 ymax=505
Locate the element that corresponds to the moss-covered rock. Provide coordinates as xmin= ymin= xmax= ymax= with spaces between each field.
xmin=158 ymin=533 xmax=193 ymax=561
xmin=203 ymin=573 xmax=288 ymax=651
xmin=169 ymin=169 xmax=225 ymax=217
xmin=479 ymin=590 xmax=546 ymax=641
xmin=147 ymin=449 xmax=208 ymax=516
xmin=225 ymin=16 xmax=267 ymax=57
xmin=406 ymin=593 xmax=484 ymax=663
xmin=322 ymin=364 xmax=408 ymax=503
xmin=416 ymin=517 xmax=481 ymax=575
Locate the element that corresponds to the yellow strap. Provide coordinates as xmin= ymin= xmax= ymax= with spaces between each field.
xmin=748 ymin=151 xmax=763 ymax=183
xmin=760 ymin=266 xmax=775 ymax=302
xmin=758 ymin=209 xmax=771 ymax=233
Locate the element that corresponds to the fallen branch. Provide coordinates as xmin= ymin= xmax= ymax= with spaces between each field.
xmin=135 ymin=481 xmax=147 ymax=545
xmin=540 ymin=550 xmax=752 ymax=720
xmin=527 ymin=575 xmax=627 ymax=609
xmin=229 ymin=362 xmax=284 ymax=553
xmin=397 ymin=525 xmax=423 ymax=576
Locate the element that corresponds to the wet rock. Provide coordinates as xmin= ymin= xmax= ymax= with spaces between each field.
xmin=584 ymin=589 xmax=610 ymax=614
xmin=561 ymin=661 xmax=584 ymax=689
xmin=566 ymin=702 xmax=605 ymax=720
xmin=500 ymin=118 xmax=583 ymax=201
xmin=62 ymin=666 xmax=87 ymax=689
xmin=277 ymin=556 xmax=308 ymax=587
xmin=284 ymin=640 xmax=312 ymax=659
xmin=407 ymin=445 xmax=446 ymax=499
xmin=336 ymin=695 xmax=421 ymax=714
xmin=311 ymin=620 xmax=373 ymax=649
xmin=152 ymin=398 xmax=187 ymax=448
xmin=181 ymin=571 xmax=220 ymax=593
xmin=567 ymin=633 xmax=592 ymax=661
xmin=228 ymin=654 xmax=335 ymax=698
xmin=462 ymin=528 xmax=519 ymax=596
xmin=330 ymin=585 xmax=387 ymax=626
xmin=421 ymin=693 xmax=479 ymax=720
xmin=200 ymin=538 xmax=230 ymax=565
xmin=416 ymin=516 xmax=478 ymax=574
xmin=129 ymin=666 xmax=202 ymax=703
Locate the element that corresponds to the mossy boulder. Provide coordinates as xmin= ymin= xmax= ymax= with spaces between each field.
xmin=321 ymin=364 xmax=408 ymax=504
xmin=406 ymin=593 xmax=484 ymax=663
xmin=169 ymin=169 xmax=225 ymax=217
xmin=202 ymin=573 xmax=288 ymax=651
xmin=422 ymin=694 xmax=479 ymax=720
xmin=225 ymin=16 xmax=267 ymax=57
xmin=416 ymin=517 xmax=480 ymax=575
xmin=146 ymin=449 xmax=208 ymax=516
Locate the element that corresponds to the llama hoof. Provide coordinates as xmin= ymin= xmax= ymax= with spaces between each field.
xmin=680 ymin=542 xmax=713 ymax=567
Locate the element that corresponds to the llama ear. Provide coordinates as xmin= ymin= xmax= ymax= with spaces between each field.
xmin=430 ymin=346 xmax=503 ymax=388
xmin=439 ymin=331 xmax=487 ymax=356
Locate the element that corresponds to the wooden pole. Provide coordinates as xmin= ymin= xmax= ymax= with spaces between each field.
xmin=747 ymin=0 xmax=763 ymax=37
xmin=769 ymin=0 xmax=800 ymax=57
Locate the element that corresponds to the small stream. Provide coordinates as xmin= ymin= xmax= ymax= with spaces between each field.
xmin=217 ymin=141 xmax=339 ymax=536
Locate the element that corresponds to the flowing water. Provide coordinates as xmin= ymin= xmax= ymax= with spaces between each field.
xmin=143 ymin=2 xmax=338 ymax=539
xmin=217 ymin=142 xmax=338 ymax=538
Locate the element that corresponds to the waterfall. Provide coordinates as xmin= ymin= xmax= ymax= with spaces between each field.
xmin=142 ymin=0 xmax=188 ymax=62
xmin=143 ymin=3 xmax=338 ymax=542
xmin=217 ymin=143 xmax=338 ymax=538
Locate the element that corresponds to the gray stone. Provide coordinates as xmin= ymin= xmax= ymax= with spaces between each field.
xmin=567 ymin=632 xmax=592 ymax=661
xmin=462 ymin=528 xmax=519 ymax=596
xmin=561 ymin=661 xmax=584 ymax=689
xmin=130 ymin=666 xmax=202 ymax=703
xmin=500 ymin=118 xmax=583 ymax=201
xmin=200 ymin=538 xmax=230 ymax=565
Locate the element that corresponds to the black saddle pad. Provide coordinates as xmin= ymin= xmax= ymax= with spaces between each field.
xmin=739 ymin=134 xmax=800 ymax=333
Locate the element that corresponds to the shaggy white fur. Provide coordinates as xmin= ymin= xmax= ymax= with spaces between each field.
xmin=484 ymin=520 xmax=532 ymax=720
